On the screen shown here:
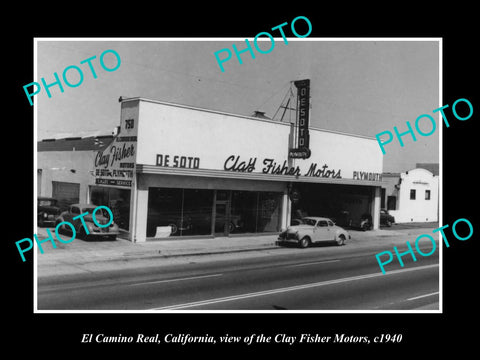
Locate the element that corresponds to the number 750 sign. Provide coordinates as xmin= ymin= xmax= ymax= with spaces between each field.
xmin=125 ymin=119 xmax=134 ymax=130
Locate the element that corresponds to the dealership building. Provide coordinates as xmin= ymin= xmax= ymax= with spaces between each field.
xmin=37 ymin=94 xmax=385 ymax=242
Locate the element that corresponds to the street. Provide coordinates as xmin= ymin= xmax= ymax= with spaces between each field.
xmin=37 ymin=234 xmax=440 ymax=311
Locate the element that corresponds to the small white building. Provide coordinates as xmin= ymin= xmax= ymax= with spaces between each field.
xmin=381 ymin=167 xmax=439 ymax=223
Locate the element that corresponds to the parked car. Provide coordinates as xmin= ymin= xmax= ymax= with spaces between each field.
xmin=55 ymin=203 xmax=120 ymax=240
xmin=360 ymin=213 xmax=373 ymax=231
xmin=37 ymin=197 xmax=61 ymax=227
xmin=277 ymin=216 xmax=351 ymax=248
xmin=380 ymin=209 xmax=395 ymax=227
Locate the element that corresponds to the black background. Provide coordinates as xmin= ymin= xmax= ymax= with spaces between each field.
xmin=6 ymin=5 xmax=478 ymax=356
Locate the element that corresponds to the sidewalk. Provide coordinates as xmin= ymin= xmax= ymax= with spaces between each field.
xmin=35 ymin=225 xmax=437 ymax=278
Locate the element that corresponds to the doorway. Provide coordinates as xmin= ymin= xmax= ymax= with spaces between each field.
xmin=213 ymin=190 xmax=232 ymax=237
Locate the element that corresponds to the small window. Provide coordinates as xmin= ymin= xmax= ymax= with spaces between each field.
xmin=410 ymin=189 xmax=416 ymax=200
xmin=71 ymin=206 xmax=81 ymax=214
xmin=387 ymin=196 xmax=396 ymax=210
xmin=318 ymin=220 xmax=328 ymax=227
xmin=425 ymin=190 xmax=431 ymax=200
xmin=327 ymin=220 xmax=334 ymax=226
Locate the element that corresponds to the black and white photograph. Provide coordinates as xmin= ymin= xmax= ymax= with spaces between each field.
xmin=33 ymin=38 xmax=442 ymax=312
xmin=7 ymin=7 xmax=479 ymax=355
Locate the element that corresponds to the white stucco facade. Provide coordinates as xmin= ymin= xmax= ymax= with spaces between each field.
xmin=37 ymin=150 xmax=96 ymax=206
xmin=388 ymin=168 xmax=439 ymax=223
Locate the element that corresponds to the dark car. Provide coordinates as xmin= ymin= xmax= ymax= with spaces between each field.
xmin=38 ymin=197 xmax=61 ymax=227
xmin=380 ymin=209 xmax=395 ymax=227
xmin=56 ymin=203 xmax=120 ymax=240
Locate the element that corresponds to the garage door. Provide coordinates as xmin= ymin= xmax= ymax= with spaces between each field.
xmin=52 ymin=181 xmax=80 ymax=210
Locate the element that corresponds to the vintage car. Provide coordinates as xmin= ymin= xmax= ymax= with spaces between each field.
xmin=38 ymin=197 xmax=61 ymax=227
xmin=380 ymin=209 xmax=395 ymax=227
xmin=277 ymin=216 xmax=351 ymax=248
xmin=55 ymin=203 xmax=120 ymax=240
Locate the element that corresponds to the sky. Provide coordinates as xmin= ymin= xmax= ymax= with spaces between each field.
xmin=36 ymin=39 xmax=440 ymax=173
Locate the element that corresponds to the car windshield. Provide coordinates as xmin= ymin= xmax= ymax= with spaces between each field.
xmin=302 ymin=218 xmax=317 ymax=226
xmin=81 ymin=206 xmax=98 ymax=214
xmin=39 ymin=199 xmax=56 ymax=206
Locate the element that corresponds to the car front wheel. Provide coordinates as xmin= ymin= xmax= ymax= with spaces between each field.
xmin=362 ymin=222 xmax=372 ymax=231
xmin=77 ymin=227 xmax=89 ymax=241
xmin=55 ymin=220 xmax=64 ymax=234
xmin=168 ymin=223 xmax=178 ymax=235
xmin=336 ymin=234 xmax=346 ymax=246
xmin=299 ymin=236 xmax=311 ymax=249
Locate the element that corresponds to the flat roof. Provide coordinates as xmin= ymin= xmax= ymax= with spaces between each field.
xmin=37 ymin=136 xmax=114 ymax=151
xmin=121 ymin=96 xmax=376 ymax=141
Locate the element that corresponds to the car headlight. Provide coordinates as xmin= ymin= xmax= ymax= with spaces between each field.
xmin=43 ymin=213 xmax=48 ymax=218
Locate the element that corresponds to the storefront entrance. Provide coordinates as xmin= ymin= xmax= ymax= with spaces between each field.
xmin=214 ymin=191 xmax=230 ymax=236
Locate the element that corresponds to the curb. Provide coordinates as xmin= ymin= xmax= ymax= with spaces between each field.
xmin=154 ymin=244 xmax=280 ymax=258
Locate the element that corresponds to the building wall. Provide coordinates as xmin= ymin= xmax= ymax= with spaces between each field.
xmin=134 ymin=99 xmax=383 ymax=181
xmin=388 ymin=168 xmax=439 ymax=223
xmin=37 ymin=151 xmax=96 ymax=204
xmin=135 ymin=100 xmax=290 ymax=172
xmin=381 ymin=173 xmax=401 ymax=210
xmin=137 ymin=173 xmax=286 ymax=192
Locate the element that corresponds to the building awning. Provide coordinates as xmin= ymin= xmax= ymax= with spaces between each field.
xmin=136 ymin=164 xmax=387 ymax=187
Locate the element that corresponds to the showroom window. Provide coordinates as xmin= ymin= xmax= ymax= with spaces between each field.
xmin=230 ymin=191 xmax=282 ymax=234
xmin=147 ymin=188 xmax=214 ymax=237
xmin=147 ymin=188 xmax=282 ymax=238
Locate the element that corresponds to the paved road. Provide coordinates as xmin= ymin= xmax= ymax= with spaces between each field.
xmin=37 ymin=241 xmax=439 ymax=311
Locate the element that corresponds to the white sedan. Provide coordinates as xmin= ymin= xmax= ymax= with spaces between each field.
xmin=277 ymin=216 xmax=351 ymax=248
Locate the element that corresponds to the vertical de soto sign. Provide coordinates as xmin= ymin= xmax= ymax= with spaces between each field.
xmin=289 ymin=79 xmax=311 ymax=159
